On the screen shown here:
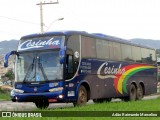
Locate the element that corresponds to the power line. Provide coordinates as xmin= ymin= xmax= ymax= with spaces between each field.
xmin=36 ymin=0 xmax=59 ymax=33
xmin=0 ymin=30 xmax=21 ymax=37
xmin=0 ymin=15 xmax=39 ymax=25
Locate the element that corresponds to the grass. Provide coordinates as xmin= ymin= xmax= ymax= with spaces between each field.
xmin=1 ymin=97 xmax=160 ymax=120
xmin=0 ymin=92 xmax=10 ymax=100
xmin=0 ymin=87 xmax=11 ymax=100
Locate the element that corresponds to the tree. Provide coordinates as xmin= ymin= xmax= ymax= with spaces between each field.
xmin=5 ymin=70 xmax=14 ymax=80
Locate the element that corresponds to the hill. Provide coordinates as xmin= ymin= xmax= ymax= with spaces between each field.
xmin=0 ymin=40 xmax=18 ymax=55
xmin=130 ymin=38 xmax=160 ymax=49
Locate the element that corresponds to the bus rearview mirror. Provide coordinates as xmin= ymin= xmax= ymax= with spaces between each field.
xmin=59 ymin=47 xmax=66 ymax=64
xmin=4 ymin=51 xmax=18 ymax=68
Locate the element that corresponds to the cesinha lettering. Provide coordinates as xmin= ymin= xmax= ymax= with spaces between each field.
xmin=104 ymin=63 xmax=125 ymax=74
xmin=97 ymin=62 xmax=126 ymax=79
xmin=18 ymin=37 xmax=60 ymax=50
xmin=26 ymin=38 xmax=60 ymax=47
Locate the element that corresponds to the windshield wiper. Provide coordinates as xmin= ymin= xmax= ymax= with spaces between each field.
xmin=38 ymin=57 xmax=48 ymax=81
xmin=23 ymin=57 xmax=35 ymax=82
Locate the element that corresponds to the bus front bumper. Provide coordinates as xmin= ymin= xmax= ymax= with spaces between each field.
xmin=11 ymin=90 xmax=65 ymax=103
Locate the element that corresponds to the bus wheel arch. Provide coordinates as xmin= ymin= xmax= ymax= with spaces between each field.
xmin=74 ymin=82 xmax=90 ymax=106
xmin=81 ymin=82 xmax=91 ymax=101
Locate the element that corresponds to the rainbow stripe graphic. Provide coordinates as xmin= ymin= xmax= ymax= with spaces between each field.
xmin=114 ymin=64 xmax=155 ymax=94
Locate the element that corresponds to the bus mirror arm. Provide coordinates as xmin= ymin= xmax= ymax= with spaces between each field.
xmin=4 ymin=51 xmax=18 ymax=68
xmin=59 ymin=47 xmax=66 ymax=64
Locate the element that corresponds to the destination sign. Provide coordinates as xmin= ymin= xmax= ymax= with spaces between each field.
xmin=18 ymin=37 xmax=63 ymax=51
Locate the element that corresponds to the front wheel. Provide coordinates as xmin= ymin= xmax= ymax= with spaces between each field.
xmin=35 ymin=99 xmax=49 ymax=109
xmin=73 ymin=85 xmax=87 ymax=106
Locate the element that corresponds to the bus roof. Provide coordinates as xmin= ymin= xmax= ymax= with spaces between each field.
xmin=21 ymin=30 xmax=155 ymax=50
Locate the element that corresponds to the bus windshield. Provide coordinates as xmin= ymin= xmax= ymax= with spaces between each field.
xmin=15 ymin=51 xmax=63 ymax=83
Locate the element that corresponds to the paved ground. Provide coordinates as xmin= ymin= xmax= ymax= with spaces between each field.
xmin=0 ymin=94 xmax=160 ymax=111
xmin=0 ymin=101 xmax=74 ymax=111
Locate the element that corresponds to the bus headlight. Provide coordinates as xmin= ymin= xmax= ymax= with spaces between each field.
xmin=58 ymin=94 xmax=64 ymax=99
xmin=13 ymin=89 xmax=24 ymax=93
xmin=10 ymin=89 xmax=15 ymax=96
xmin=49 ymin=87 xmax=63 ymax=92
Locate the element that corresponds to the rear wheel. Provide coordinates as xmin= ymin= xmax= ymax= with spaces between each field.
xmin=136 ymin=84 xmax=144 ymax=100
xmin=122 ymin=84 xmax=137 ymax=101
xmin=129 ymin=84 xmax=137 ymax=101
xmin=73 ymin=85 xmax=87 ymax=106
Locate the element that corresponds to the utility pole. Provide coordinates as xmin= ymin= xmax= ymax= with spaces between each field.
xmin=36 ymin=0 xmax=59 ymax=33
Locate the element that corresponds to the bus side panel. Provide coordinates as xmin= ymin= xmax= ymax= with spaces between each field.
xmin=78 ymin=59 xmax=157 ymax=99
xmin=65 ymin=59 xmax=157 ymax=101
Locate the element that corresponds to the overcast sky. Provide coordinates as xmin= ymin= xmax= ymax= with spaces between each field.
xmin=0 ymin=0 xmax=160 ymax=41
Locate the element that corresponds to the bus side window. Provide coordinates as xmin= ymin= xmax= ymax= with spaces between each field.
xmin=68 ymin=55 xmax=73 ymax=73
xmin=66 ymin=54 xmax=74 ymax=79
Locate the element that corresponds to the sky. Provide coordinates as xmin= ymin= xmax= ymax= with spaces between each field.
xmin=0 ymin=0 xmax=160 ymax=41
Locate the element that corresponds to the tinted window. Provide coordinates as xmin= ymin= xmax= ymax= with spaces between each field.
xmin=132 ymin=46 xmax=142 ymax=63
xmin=150 ymin=49 xmax=156 ymax=63
xmin=108 ymin=42 xmax=114 ymax=60
xmin=96 ymin=39 xmax=110 ymax=59
xmin=112 ymin=42 xmax=121 ymax=61
xmin=81 ymin=36 xmax=96 ymax=58
xmin=67 ymin=35 xmax=80 ymax=60
xmin=121 ymin=44 xmax=133 ymax=61
xmin=67 ymin=35 xmax=80 ymax=79
xmin=141 ymin=48 xmax=151 ymax=63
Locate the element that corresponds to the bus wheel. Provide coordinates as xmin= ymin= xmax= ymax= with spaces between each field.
xmin=136 ymin=84 xmax=144 ymax=100
xmin=35 ymin=100 xmax=49 ymax=109
xmin=129 ymin=84 xmax=137 ymax=101
xmin=74 ymin=85 xmax=87 ymax=106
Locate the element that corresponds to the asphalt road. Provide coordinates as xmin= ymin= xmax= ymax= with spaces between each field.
xmin=0 ymin=94 xmax=160 ymax=111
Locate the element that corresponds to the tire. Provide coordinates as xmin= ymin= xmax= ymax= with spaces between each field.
xmin=136 ymin=84 xmax=144 ymax=100
xmin=35 ymin=99 xmax=49 ymax=109
xmin=129 ymin=84 xmax=137 ymax=101
xmin=74 ymin=85 xmax=87 ymax=106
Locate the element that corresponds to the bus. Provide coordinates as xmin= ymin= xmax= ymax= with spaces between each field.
xmin=4 ymin=31 xmax=157 ymax=109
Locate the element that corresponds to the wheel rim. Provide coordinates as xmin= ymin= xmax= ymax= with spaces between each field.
xmin=130 ymin=85 xmax=136 ymax=101
xmin=79 ymin=89 xmax=87 ymax=103
xmin=137 ymin=85 xmax=143 ymax=100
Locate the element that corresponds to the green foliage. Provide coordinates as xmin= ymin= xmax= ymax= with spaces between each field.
xmin=5 ymin=70 xmax=14 ymax=80
xmin=0 ymin=87 xmax=10 ymax=100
